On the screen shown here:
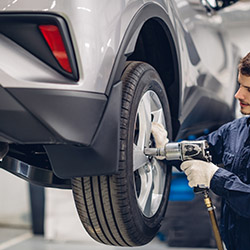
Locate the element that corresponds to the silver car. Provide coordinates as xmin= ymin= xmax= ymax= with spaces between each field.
xmin=0 ymin=0 xmax=240 ymax=246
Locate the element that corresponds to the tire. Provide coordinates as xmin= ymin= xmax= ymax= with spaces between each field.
xmin=72 ymin=61 xmax=173 ymax=246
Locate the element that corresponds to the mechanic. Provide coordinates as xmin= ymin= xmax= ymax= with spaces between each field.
xmin=152 ymin=52 xmax=250 ymax=250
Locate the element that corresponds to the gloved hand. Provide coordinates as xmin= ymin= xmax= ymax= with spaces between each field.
xmin=181 ymin=160 xmax=219 ymax=188
xmin=151 ymin=122 xmax=169 ymax=160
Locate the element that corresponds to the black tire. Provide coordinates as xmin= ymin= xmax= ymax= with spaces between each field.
xmin=72 ymin=61 xmax=172 ymax=246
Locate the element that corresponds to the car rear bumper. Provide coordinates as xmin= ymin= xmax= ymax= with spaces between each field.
xmin=0 ymin=81 xmax=122 ymax=178
xmin=1 ymin=86 xmax=107 ymax=145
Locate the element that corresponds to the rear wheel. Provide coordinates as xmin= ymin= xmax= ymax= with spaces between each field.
xmin=72 ymin=61 xmax=172 ymax=246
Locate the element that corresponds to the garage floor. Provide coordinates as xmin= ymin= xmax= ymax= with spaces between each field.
xmin=0 ymin=227 xmax=217 ymax=250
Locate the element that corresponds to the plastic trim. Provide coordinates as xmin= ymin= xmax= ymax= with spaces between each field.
xmin=105 ymin=3 xmax=181 ymax=97
xmin=0 ymin=13 xmax=79 ymax=81
xmin=44 ymin=81 xmax=122 ymax=178
xmin=7 ymin=87 xmax=107 ymax=145
xmin=0 ymin=156 xmax=71 ymax=189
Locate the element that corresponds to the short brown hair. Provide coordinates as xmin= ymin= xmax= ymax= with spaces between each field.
xmin=238 ymin=52 xmax=250 ymax=76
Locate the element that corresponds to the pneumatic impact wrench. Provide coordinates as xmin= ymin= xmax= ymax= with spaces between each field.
xmin=144 ymin=140 xmax=224 ymax=250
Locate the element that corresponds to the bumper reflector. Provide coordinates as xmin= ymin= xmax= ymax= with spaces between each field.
xmin=39 ymin=24 xmax=72 ymax=73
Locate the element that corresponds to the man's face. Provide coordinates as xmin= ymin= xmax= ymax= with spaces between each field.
xmin=235 ymin=72 xmax=250 ymax=115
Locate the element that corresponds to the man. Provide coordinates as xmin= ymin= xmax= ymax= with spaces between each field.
xmin=152 ymin=52 xmax=250 ymax=250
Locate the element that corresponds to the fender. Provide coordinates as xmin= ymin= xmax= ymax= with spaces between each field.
xmin=105 ymin=2 xmax=181 ymax=98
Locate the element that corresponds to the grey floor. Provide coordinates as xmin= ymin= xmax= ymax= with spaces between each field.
xmin=0 ymin=227 xmax=216 ymax=250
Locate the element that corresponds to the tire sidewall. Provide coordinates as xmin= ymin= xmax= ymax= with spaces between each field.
xmin=122 ymin=63 xmax=172 ymax=237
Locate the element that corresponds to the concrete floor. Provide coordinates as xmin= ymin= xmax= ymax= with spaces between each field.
xmin=0 ymin=227 xmax=216 ymax=250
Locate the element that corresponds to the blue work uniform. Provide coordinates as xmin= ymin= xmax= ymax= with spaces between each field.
xmin=202 ymin=116 xmax=250 ymax=250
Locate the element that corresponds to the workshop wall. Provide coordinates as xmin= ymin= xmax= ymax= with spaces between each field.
xmin=45 ymin=188 xmax=92 ymax=242
xmin=0 ymin=169 xmax=31 ymax=228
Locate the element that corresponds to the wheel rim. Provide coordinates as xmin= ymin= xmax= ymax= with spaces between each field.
xmin=133 ymin=90 xmax=168 ymax=218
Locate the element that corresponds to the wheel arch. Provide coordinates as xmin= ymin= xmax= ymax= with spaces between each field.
xmin=106 ymin=3 xmax=181 ymax=139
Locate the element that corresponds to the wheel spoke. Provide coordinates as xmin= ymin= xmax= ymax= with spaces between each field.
xmin=152 ymin=108 xmax=165 ymax=125
xmin=133 ymin=144 xmax=148 ymax=171
xmin=136 ymin=105 xmax=147 ymax=150
xmin=137 ymin=167 xmax=153 ymax=215
xmin=152 ymin=158 xmax=166 ymax=193
xmin=141 ymin=92 xmax=153 ymax=146
xmin=143 ymin=185 xmax=154 ymax=217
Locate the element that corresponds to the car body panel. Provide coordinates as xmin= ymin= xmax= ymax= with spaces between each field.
xmin=0 ymin=0 xmax=241 ymax=179
xmin=0 ymin=0 xmax=145 ymax=93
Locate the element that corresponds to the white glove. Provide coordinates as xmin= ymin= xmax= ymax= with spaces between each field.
xmin=180 ymin=160 xmax=219 ymax=188
xmin=151 ymin=122 xmax=169 ymax=160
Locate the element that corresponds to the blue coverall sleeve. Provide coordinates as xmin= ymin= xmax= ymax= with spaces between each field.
xmin=199 ymin=124 xmax=228 ymax=165
xmin=211 ymin=168 xmax=250 ymax=219
xmin=201 ymin=120 xmax=250 ymax=218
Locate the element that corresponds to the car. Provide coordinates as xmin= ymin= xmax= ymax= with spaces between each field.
xmin=0 ymin=0 xmax=240 ymax=246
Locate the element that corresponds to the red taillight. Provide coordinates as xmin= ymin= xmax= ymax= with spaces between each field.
xmin=39 ymin=24 xmax=72 ymax=73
